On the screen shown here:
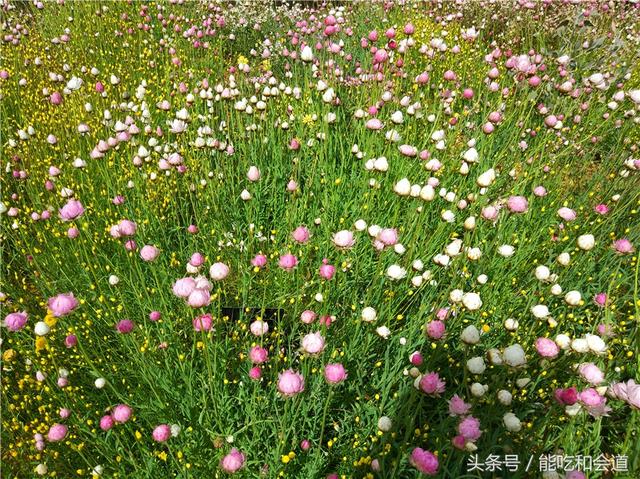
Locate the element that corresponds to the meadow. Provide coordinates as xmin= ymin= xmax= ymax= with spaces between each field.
xmin=1 ymin=0 xmax=640 ymax=478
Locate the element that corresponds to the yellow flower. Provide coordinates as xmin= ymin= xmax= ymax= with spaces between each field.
xmin=2 ymin=349 xmax=16 ymax=362
xmin=35 ymin=338 xmax=47 ymax=352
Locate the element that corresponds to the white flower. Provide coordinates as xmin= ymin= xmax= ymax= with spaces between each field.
xmin=412 ymin=259 xmax=424 ymax=271
xmin=477 ymin=274 xmax=488 ymax=285
xmin=571 ymin=338 xmax=589 ymax=353
xmin=534 ymin=265 xmax=551 ymax=281
xmin=564 ymin=290 xmax=582 ymax=306
xmin=503 ymin=344 xmax=527 ymax=367
xmin=354 ymin=219 xmax=367 ymax=231
xmin=300 ymin=45 xmax=313 ymax=62
xmin=487 ymin=349 xmax=503 ymax=365
xmin=503 ymin=412 xmax=522 ymax=432
xmin=470 ymin=382 xmax=488 ymax=397
xmin=391 ymin=111 xmax=403 ymax=124
xmin=36 ymin=464 xmax=48 ymax=476
xmin=361 ymin=307 xmax=377 ymax=322
xmin=420 ymin=185 xmax=435 ymax=201
xmin=377 ymin=416 xmax=393 ymax=432
xmin=411 ymin=275 xmax=423 ymax=287
xmin=376 ymin=326 xmax=391 ymax=339
xmin=531 ymin=304 xmax=550 ymax=319
xmin=504 ymin=318 xmax=519 ymax=331
xmin=467 ymin=247 xmax=482 ymax=260
xmin=460 ymin=325 xmax=480 ymax=345
xmin=441 ymin=210 xmax=455 ymax=222
xmin=314 ymin=293 xmax=324 ymax=302
xmin=467 ymin=357 xmax=486 ymax=374
xmin=433 ymin=254 xmax=450 ymax=266
xmin=497 ymin=244 xmax=515 ymax=257
xmin=565 ymin=403 xmax=582 ymax=416
xmin=109 ymin=275 xmax=120 ymax=286
xmin=577 ymin=234 xmax=595 ymax=251
xmin=497 ymin=390 xmax=513 ymax=405
xmin=550 ymin=284 xmax=563 ymax=295
xmin=94 ymin=377 xmax=106 ymax=389
xmin=585 ymin=334 xmax=607 ymax=354
xmin=449 ymin=289 xmax=464 ymax=303
xmin=34 ymin=321 xmax=50 ymax=336
xmin=463 ymin=147 xmax=478 ymax=163
xmin=393 ymin=178 xmax=411 ymax=196
xmin=170 ymin=424 xmax=181 ymax=437
xmin=476 ymin=168 xmax=496 ymax=187
xmin=240 ymin=189 xmax=252 ymax=201
xmin=557 ymin=252 xmax=571 ymax=266
xmin=464 ymin=216 xmax=476 ymax=230
xmin=386 ymin=264 xmax=407 ymax=280
xmin=555 ymin=334 xmax=571 ymax=350
xmin=445 ymin=239 xmax=463 ymax=257
xmin=462 ymin=292 xmax=482 ymax=310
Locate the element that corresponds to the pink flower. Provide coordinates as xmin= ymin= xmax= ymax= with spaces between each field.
xmin=210 ymin=262 xmax=230 ymax=281
xmin=609 ymin=380 xmax=640 ymax=409
xmin=533 ymin=185 xmax=547 ymax=197
xmin=292 ymin=226 xmax=310 ymax=243
xmin=50 ymin=91 xmax=62 ymax=105
xmin=365 ymin=118 xmax=383 ymax=130
xmin=278 ymin=253 xmax=298 ymax=271
xmin=64 ymin=334 xmax=78 ymax=347
xmin=377 ymin=228 xmax=398 ymax=246
xmin=557 ymin=207 xmax=577 ymax=222
xmin=59 ymin=199 xmax=85 ymax=221
xmin=249 ymin=366 xmax=262 ymax=380
xmin=578 ymin=363 xmax=604 ymax=385
xmin=301 ymin=332 xmax=325 ymax=355
xmin=594 ymin=293 xmax=608 ymax=307
xmin=249 ymin=346 xmax=268 ymax=364
xmin=286 ymin=180 xmax=298 ymax=192
xmin=426 ymin=320 xmax=445 ymax=340
xmin=116 ymin=319 xmax=134 ymax=334
xmin=47 ymin=424 xmax=68 ymax=442
xmin=579 ymin=388 xmax=605 ymax=407
xmin=47 ymin=292 xmax=79 ymax=317
xmin=247 ymin=165 xmax=261 ymax=182
xmin=251 ymin=254 xmax=267 ymax=268
xmin=409 ymin=447 xmax=439 ymax=475
xmin=140 ymin=245 xmax=160 ymax=261
xmin=112 ymin=404 xmax=133 ymax=423
xmin=324 ymin=363 xmax=347 ymax=384
xmin=333 ymin=230 xmax=355 ymax=248
xmin=187 ymin=289 xmax=210 ymax=308
xmin=4 ymin=311 xmax=28 ymax=331
xmin=99 ymin=415 xmax=114 ymax=431
xmin=250 ymin=320 xmax=269 ymax=336
xmin=173 ymin=277 xmax=196 ymax=297
xmin=190 ymin=252 xmax=205 ymax=267
xmin=481 ymin=205 xmax=499 ymax=221
xmin=300 ymin=310 xmax=317 ymax=324
xmin=554 ymin=387 xmax=578 ymax=406
xmin=220 ymin=448 xmax=245 ymax=473
xmin=193 ymin=313 xmax=213 ymax=332
xmin=458 ymin=416 xmax=482 ymax=441
xmin=507 ymin=195 xmax=529 ymax=213
xmin=117 ymin=219 xmax=137 ymax=236
xmin=419 ymin=372 xmax=446 ymax=396
xmin=277 ymin=369 xmax=305 ymax=397
xmin=152 ymin=424 xmax=171 ymax=442
xmin=535 ymin=337 xmax=559 ymax=358
xmin=448 ymin=394 xmax=472 ymax=416
xmin=594 ymin=204 xmax=609 ymax=215
xmin=613 ymin=238 xmax=634 ymax=254
xmin=319 ymin=259 xmax=336 ymax=280
xmin=373 ymin=48 xmax=388 ymax=64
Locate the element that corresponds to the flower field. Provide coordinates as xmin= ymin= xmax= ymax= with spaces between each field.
xmin=2 ymin=0 xmax=640 ymax=477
